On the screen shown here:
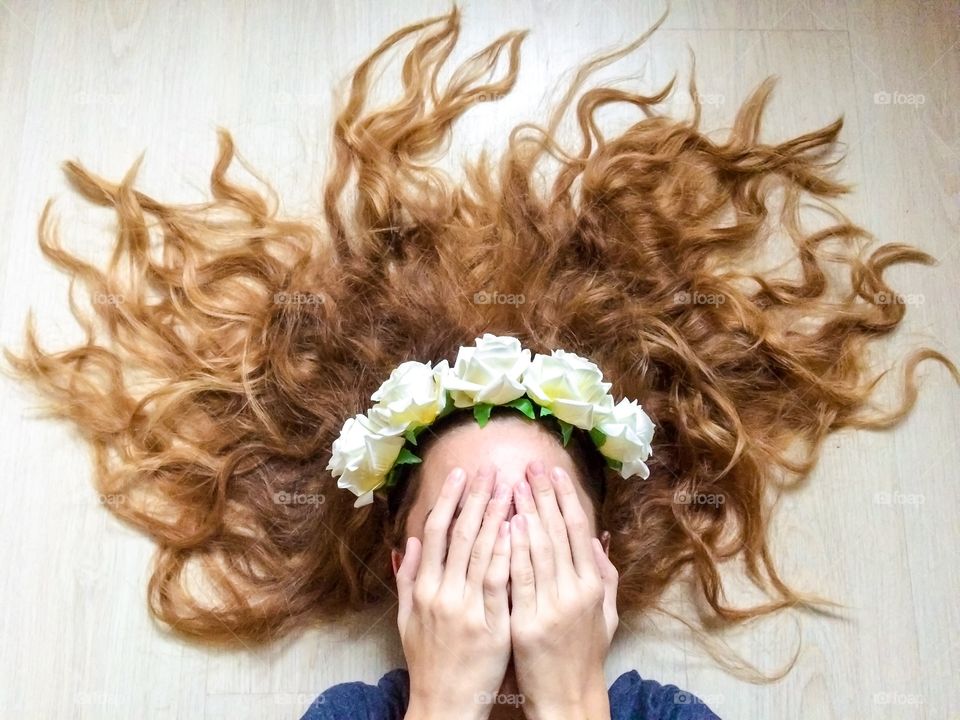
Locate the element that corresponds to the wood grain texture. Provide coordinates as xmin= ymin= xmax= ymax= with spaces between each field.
xmin=0 ymin=1 xmax=957 ymax=718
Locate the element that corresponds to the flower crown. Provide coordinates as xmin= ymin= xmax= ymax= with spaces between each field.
xmin=327 ymin=334 xmax=655 ymax=508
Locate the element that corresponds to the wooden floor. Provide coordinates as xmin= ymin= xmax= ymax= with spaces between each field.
xmin=1 ymin=1 xmax=958 ymax=718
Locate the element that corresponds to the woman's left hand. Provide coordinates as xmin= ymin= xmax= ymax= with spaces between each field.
xmin=508 ymin=461 xmax=619 ymax=720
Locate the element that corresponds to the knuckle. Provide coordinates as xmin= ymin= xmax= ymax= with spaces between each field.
xmin=468 ymin=623 xmax=487 ymax=641
xmin=423 ymin=517 xmax=446 ymax=538
xmin=555 ymin=596 xmax=578 ymax=616
xmin=483 ymin=573 xmax=503 ymax=595
xmin=584 ymin=581 xmax=604 ymax=604
xmin=469 ymin=483 xmax=489 ymax=500
xmin=412 ymin=586 xmax=432 ymax=611
xmin=432 ymin=596 xmax=457 ymax=620
xmin=470 ymin=543 xmax=485 ymax=566
xmin=556 ymin=477 xmax=576 ymax=495
xmin=452 ymin=526 xmax=472 ymax=545
xmin=535 ymin=480 xmax=554 ymax=497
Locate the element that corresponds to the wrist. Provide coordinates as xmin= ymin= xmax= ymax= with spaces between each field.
xmin=526 ymin=675 xmax=610 ymax=720
xmin=564 ymin=685 xmax=610 ymax=720
xmin=405 ymin=688 xmax=488 ymax=720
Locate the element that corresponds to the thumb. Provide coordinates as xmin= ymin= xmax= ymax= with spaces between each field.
xmin=591 ymin=537 xmax=619 ymax=638
xmin=396 ymin=536 xmax=422 ymax=631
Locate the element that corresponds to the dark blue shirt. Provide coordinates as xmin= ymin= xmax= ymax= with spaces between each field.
xmin=299 ymin=668 xmax=721 ymax=719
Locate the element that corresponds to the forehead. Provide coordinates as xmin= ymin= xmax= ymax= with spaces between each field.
xmin=405 ymin=415 xmax=594 ymax=531
xmin=424 ymin=415 xmax=574 ymax=480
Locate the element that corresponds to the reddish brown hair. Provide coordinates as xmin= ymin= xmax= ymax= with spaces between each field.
xmin=4 ymin=6 xmax=956 ymax=648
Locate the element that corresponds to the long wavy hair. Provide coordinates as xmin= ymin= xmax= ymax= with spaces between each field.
xmin=4 ymin=5 xmax=956 ymax=656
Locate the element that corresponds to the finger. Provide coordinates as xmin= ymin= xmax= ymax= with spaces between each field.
xmin=465 ymin=477 xmax=513 ymax=590
xmin=515 ymin=479 xmax=556 ymax=601
xmin=441 ymin=465 xmax=496 ymax=593
xmin=418 ymin=467 xmax=466 ymax=589
xmin=527 ymin=461 xmax=575 ymax=586
xmin=592 ymin=537 xmax=620 ymax=637
xmin=551 ymin=466 xmax=599 ymax=582
xmin=483 ymin=520 xmax=512 ymax=625
xmin=509 ymin=514 xmax=536 ymax=619
xmin=395 ymin=536 xmax=422 ymax=630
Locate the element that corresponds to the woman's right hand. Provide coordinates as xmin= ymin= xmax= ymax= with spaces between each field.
xmin=396 ymin=465 xmax=513 ymax=720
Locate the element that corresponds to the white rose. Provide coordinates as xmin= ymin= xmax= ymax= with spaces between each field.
xmin=443 ymin=334 xmax=531 ymax=407
xmin=595 ymin=398 xmax=655 ymax=479
xmin=326 ymin=413 xmax=406 ymax=508
xmin=522 ymin=348 xmax=614 ymax=429
xmin=368 ymin=359 xmax=449 ymax=433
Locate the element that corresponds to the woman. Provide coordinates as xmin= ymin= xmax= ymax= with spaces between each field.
xmin=302 ymin=387 xmax=721 ymax=719
xmin=4 ymin=3 xmax=955 ymax=720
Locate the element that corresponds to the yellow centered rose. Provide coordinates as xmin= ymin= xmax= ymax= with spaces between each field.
xmin=327 ymin=335 xmax=656 ymax=507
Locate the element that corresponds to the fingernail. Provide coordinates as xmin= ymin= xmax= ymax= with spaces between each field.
xmin=529 ymin=459 xmax=545 ymax=476
xmin=494 ymin=481 xmax=509 ymax=500
xmin=511 ymin=514 xmax=526 ymax=531
xmin=518 ymin=480 xmax=531 ymax=498
xmin=449 ymin=468 xmax=465 ymax=485
xmin=550 ymin=467 xmax=564 ymax=483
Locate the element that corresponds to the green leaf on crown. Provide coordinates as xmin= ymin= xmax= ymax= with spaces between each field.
xmin=556 ymin=418 xmax=573 ymax=447
xmin=504 ymin=396 xmax=536 ymax=420
xmin=403 ymin=424 xmax=429 ymax=446
xmin=589 ymin=427 xmax=607 ymax=448
xmin=473 ymin=402 xmax=494 ymax=428
xmin=604 ymin=457 xmax=623 ymax=472
xmin=394 ymin=447 xmax=422 ymax=465
xmin=436 ymin=391 xmax=456 ymax=420
xmin=382 ymin=466 xmax=400 ymax=489
xmin=538 ymin=405 xmax=553 ymax=418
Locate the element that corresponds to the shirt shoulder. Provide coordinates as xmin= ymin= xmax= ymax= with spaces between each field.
xmin=609 ymin=670 xmax=722 ymax=720
xmin=299 ymin=668 xmax=410 ymax=720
